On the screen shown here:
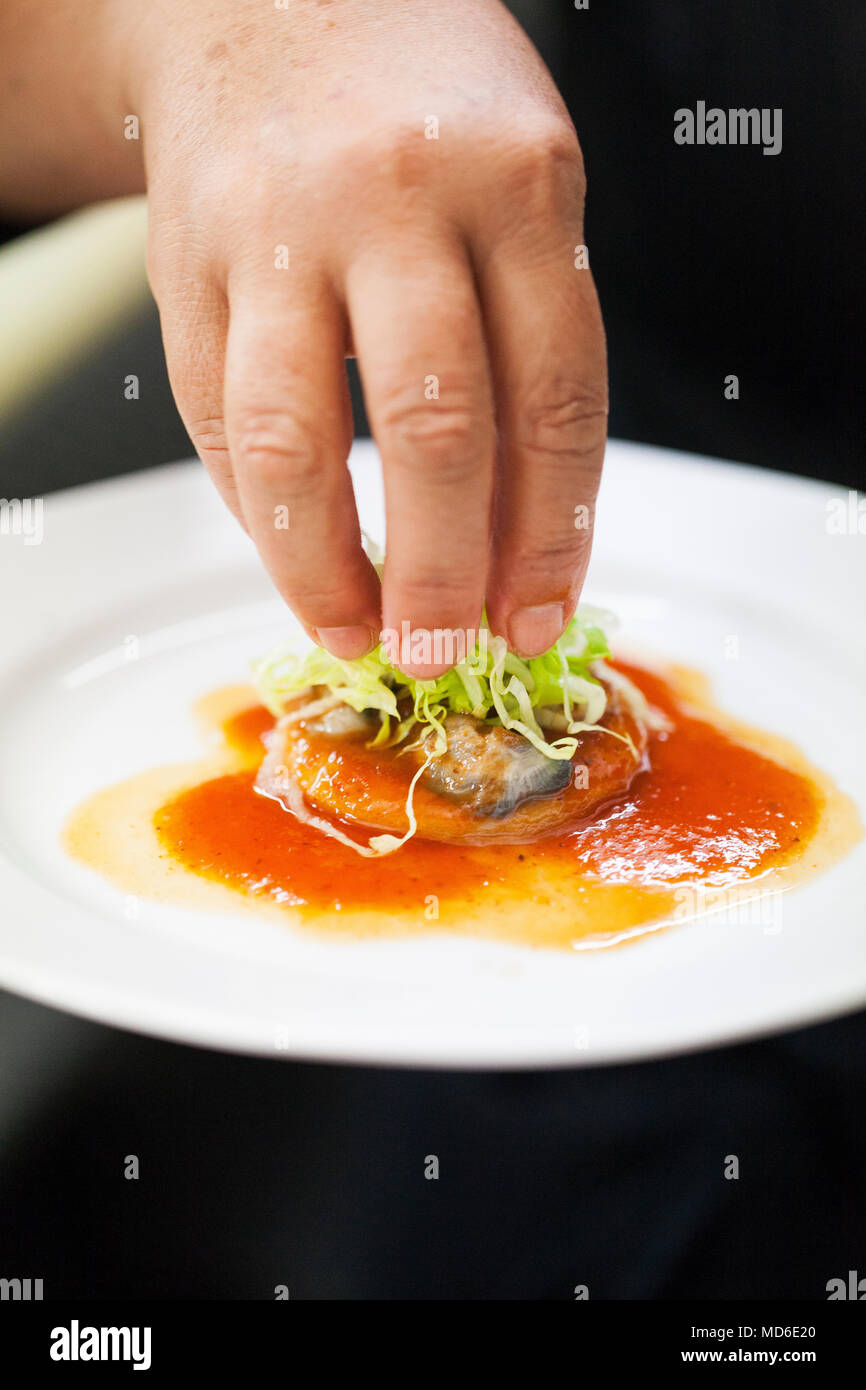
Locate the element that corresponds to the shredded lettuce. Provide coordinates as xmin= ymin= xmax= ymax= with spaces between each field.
xmin=250 ymin=600 xmax=645 ymax=856
xmin=252 ymin=606 xmax=616 ymax=762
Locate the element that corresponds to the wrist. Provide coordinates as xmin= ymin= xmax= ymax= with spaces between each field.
xmin=0 ymin=0 xmax=145 ymax=218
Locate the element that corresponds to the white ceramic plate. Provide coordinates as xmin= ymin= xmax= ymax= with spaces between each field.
xmin=0 ymin=440 xmax=863 ymax=1068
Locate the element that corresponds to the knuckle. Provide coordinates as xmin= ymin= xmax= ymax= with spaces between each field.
xmin=389 ymin=568 xmax=480 ymax=615
xmin=232 ymin=409 xmax=321 ymax=492
xmin=188 ymin=415 xmax=230 ymax=459
xmin=515 ymin=533 xmax=589 ymax=571
xmin=290 ymin=582 xmax=357 ymax=617
xmin=505 ymin=536 xmax=590 ymax=595
xmin=365 ymin=122 xmax=434 ymax=189
xmin=327 ymin=123 xmax=429 ymax=201
xmin=292 ymin=553 xmax=375 ymax=617
xmin=378 ymin=392 xmax=485 ymax=472
xmin=518 ymin=381 xmax=608 ymax=460
xmin=504 ymin=116 xmax=586 ymax=204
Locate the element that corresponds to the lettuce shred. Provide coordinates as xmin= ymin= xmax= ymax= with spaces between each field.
xmin=252 ymin=607 xmax=616 ymax=763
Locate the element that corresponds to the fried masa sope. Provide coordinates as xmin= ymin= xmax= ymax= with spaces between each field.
xmin=252 ymin=609 xmax=659 ymax=853
xmin=257 ymin=671 xmax=651 ymax=846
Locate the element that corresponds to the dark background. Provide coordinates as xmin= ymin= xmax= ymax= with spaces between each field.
xmin=0 ymin=0 xmax=864 ymax=1298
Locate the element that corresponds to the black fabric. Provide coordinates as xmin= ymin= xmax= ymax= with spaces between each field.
xmin=0 ymin=0 xmax=864 ymax=1299
xmin=545 ymin=0 xmax=865 ymax=488
xmin=1 ymin=991 xmax=865 ymax=1299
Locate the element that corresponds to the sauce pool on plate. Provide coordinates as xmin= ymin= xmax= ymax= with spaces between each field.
xmin=65 ymin=661 xmax=861 ymax=950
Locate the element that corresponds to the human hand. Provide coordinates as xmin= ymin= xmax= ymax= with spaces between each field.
xmin=131 ymin=0 xmax=608 ymax=675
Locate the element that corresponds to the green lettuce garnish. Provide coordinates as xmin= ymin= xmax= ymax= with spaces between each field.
xmin=252 ymin=606 xmax=615 ymax=764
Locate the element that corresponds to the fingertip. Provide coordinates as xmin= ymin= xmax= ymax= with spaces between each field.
xmin=506 ymin=602 xmax=566 ymax=658
xmin=379 ymin=618 xmax=483 ymax=681
xmin=312 ymin=624 xmax=379 ymax=661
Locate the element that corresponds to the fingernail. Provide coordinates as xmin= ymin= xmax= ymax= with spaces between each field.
xmin=508 ymin=603 xmax=564 ymax=657
xmin=313 ymin=625 xmax=376 ymax=659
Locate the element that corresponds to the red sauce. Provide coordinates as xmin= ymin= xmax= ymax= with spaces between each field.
xmin=223 ymin=704 xmax=274 ymax=762
xmin=153 ymin=662 xmax=822 ymax=914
